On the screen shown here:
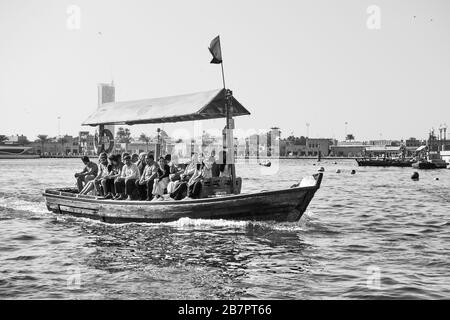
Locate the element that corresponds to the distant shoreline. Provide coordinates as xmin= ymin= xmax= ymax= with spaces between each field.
xmin=1 ymin=155 xmax=360 ymax=160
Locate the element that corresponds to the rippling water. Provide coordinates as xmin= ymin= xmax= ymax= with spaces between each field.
xmin=0 ymin=158 xmax=449 ymax=299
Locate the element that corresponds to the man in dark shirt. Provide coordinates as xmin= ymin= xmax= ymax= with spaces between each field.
xmin=74 ymin=156 xmax=99 ymax=192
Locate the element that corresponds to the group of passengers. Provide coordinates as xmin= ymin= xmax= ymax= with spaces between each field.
xmin=75 ymin=150 xmax=231 ymax=201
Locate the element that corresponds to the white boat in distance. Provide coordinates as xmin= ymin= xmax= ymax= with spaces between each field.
xmin=0 ymin=145 xmax=39 ymax=159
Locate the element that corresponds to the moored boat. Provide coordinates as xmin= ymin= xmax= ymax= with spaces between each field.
xmin=0 ymin=145 xmax=39 ymax=159
xmin=412 ymin=159 xmax=447 ymax=169
xmin=356 ymin=158 xmax=413 ymax=167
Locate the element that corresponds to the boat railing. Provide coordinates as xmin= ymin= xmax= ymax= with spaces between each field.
xmin=201 ymin=176 xmax=242 ymax=197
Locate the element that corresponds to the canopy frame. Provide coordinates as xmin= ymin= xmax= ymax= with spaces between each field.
xmin=82 ymin=88 xmax=250 ymax=127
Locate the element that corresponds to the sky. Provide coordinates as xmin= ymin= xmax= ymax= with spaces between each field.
xmin=1 ymin=0 xmax=449 ymax=141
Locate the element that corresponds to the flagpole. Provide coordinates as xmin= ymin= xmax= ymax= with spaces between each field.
xmin=210 ymin=35 xmax=236 ymax=194
xmin=220 ymin=47 xmax=236 ymax=194
xmin=220 ymin=62 xmax=226 ymax=90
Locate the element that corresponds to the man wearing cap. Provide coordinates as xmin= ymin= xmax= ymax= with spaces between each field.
xmin=114 ymin=154 xmax=141 ymax=200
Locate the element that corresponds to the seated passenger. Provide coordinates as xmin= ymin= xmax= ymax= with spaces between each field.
xmin=136 ymin=152 xmax=147 ymax=176
xmin=209 ymin=150 xmax=220 ymax=177
xmin=74 ymin=156 xmax=99 ymax=192
xmin=80 ymin=153 xmax=109 ymax=195
xmin=200 ymin=153 xmax=213 ymax=179
xmin=151 ymin=156 xmax=170 ymax=201
xmin=180 ymin=153 xmax=198 ymax=181
xmin=135 ymin=153 xmax=159 ymax=201
xmin=114 ymin=154 xmax=140 ymax=200
xmin=131 ymin=153 xmax=139 ymax=164
xmin=101 ymin=154 xmax=122 ymax=199
xmin=170 ymin=160 xmax=207 ymax=200
xmin=166 ymin=154 xmax=184 ymax=194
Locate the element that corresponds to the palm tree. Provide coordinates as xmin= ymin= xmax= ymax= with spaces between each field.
xmin=346 ymin=134 xmax=355 ymax=142
xmin=57 ymin=136 xmax=68 ymax=155
xmin=36 ymin=134 xmax=50 ymax=154
xmin=116 ymin=127 xmax=132 ymax=151
xmin=138 ymin=133 xmax=151 ymax=151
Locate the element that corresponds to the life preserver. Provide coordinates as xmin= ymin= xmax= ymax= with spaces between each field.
xmin=94 ymin=128 xmax=114 ymax=154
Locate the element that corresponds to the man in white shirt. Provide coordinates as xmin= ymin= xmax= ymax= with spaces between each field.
xmin=114 ymin=154 xmax=140 ymax=200
xmin=135 ymin=153 xmax=159 ymax=201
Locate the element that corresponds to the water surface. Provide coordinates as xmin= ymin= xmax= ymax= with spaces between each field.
xmin=0 ymin=158 xmax=449 ymax=299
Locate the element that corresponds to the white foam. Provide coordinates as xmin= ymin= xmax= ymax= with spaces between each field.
xmin=0 ymin=197 xmax=48 ymax=215
xmin=162 ymin=217 xmax=249 ymax=228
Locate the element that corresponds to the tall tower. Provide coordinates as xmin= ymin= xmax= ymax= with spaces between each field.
xmin=97 ymin=82 xmax=115 ymax=138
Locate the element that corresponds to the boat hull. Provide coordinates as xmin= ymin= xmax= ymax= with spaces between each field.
xmin=356 ymin=159 xmax=412 ymax=167
xmin=412 ymin=161 xmax=448 ymax=169
xmin=0 ymin=154 xmax=40 ymax=159
xmin=43 ymin=174 xmax=323 ymax=223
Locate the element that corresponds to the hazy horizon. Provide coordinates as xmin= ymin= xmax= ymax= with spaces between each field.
xmin=1 ymin=0 xmax=449 ymax=142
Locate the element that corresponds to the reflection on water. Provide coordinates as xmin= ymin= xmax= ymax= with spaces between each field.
xmin=0 ymin=158 xmax=449 ymax=299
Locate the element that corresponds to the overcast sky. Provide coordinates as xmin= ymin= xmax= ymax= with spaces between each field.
xmin=1 ymin=0 xmax=449 ymax=141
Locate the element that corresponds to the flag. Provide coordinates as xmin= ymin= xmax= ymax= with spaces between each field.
xmin=208 ymin=36 xmax=222 ymax=64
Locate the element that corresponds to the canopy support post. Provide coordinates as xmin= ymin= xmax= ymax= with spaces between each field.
xmin=98 ymin=124 xmax=105 ymax=155
xmin=156 ymin=128 xmax=161 ymax=159
xmin=224 ymin=89 xmax=236 ymax=194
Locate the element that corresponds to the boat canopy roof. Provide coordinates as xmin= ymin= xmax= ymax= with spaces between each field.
xmin=82 ymin=88 xmax=251 ymax=126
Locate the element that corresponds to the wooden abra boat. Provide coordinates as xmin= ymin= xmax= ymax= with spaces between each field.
xmin=43 ymin=173 xmax=322 ymax=223
xmin=42 ymin=87 xmax=323 ymax=223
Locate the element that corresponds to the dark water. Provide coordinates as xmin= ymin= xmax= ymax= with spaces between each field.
xmin=0 ymin=158 xmax=449 ymax=299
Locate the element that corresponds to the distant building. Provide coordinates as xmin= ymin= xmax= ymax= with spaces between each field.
xmin=405 ymin=137 xmax=424 ymax=148
xmin=5 ymin=134 xmax=29 ymax=144
xmin=306 ymin=138 xmax=332 ymax=157
xmin=29 ymin=134 xmax=91 ymax=155
xmin=364 ymin=145 xmax=403 ymax=158
xmin=330 ymin=144 xmax=365 ymax=157
xmin=368 ymin=140 xmax=401 ymax=146
xmin=280 ymin=137 xmax=332 ymax=156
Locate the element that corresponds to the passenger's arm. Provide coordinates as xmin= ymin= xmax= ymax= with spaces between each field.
xmin=147 ymin=167 xmax=158 ymax=182
xmin=77 ymin=167 xmax=88 ymax=177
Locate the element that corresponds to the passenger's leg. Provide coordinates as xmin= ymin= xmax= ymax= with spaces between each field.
xmin=102 ymin=179 xmax=113 ymax=199
xmin=146 ymin=180 xmax=154 ymax=200
xmin=85 ymin=174 xmax=95 ymax=184
xmin=170 ymin=182 xmax=188 ymax=200
xmin=187 ymin=183 xmax=194 ymax=198
xmin=94 ymin=180 xmax=103 ymax=196
xmin=114 ymin=179 xmax=125 ymax=198
xmin=101 ymin=179 xmax=109 ymax=196
xmin=80 ymin=181 xmax=94 ymax=195
xmin=76 ymin=176 xmax=85 ymax=192
xmin=135 ymin=180 xmax=144 ymax=200
xmin=191 ymin=181 xmax=202 ymax=199
xmin=152 ymin=181 xmax=159 ymax=198
xmin=125 ymin=179 xmax=136 ymax=200
xmin=107 ymin=179 xmax=115 ymax=195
